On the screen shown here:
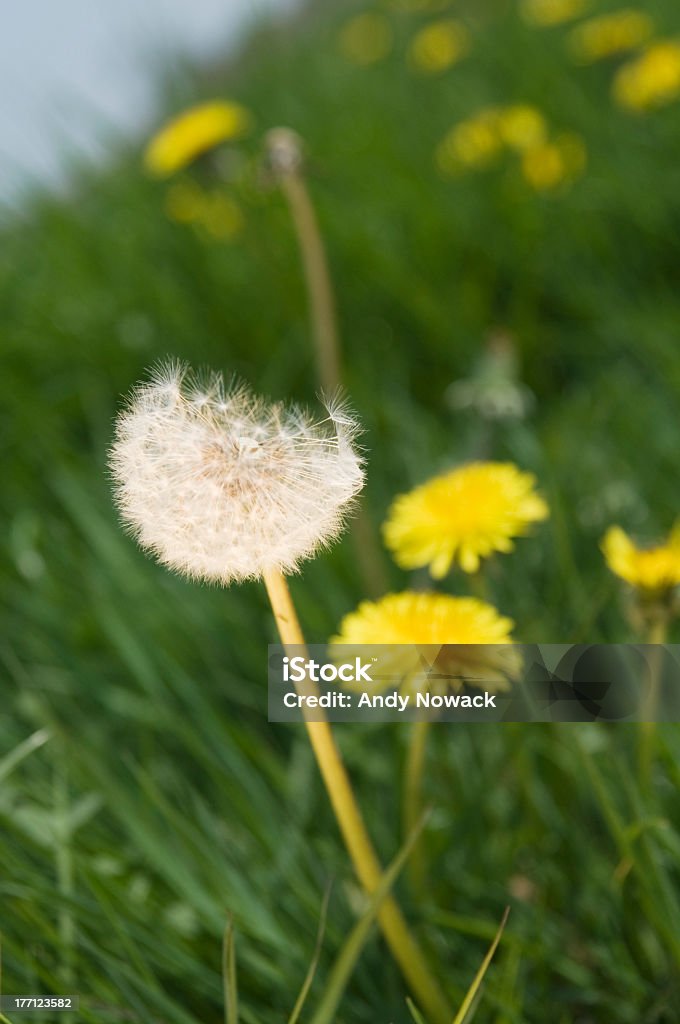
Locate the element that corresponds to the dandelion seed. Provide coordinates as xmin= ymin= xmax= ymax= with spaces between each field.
xmin=143 ymin=101 xmax=252 ymax=178
xmin=109 ymin=362 xmax=364 ymax=583
xmin=602 ymin=524 xmax=680 ymax=594
xmin=384 ymin=462 xmax=548 ymax=578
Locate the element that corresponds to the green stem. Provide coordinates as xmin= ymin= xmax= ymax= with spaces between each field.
xmin=403 ymin=720 xmax=431 ymax=896
xmin=54 ymin=748 xmax=75 ymax=992
xmin=638 ymin=615 xmax=667 ymax=791
xmin=469 ymin=568 xmax=488 ymax=601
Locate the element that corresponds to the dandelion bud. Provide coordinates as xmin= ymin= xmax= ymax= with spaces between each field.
xmin=109 ymin=361 xmax=364 ymax=583
xmin=264 ymin=127 xmax=305 ymax=178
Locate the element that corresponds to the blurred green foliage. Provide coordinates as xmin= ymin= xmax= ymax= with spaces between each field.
xmin=2 ymin=1 xmax=680 ymax=1021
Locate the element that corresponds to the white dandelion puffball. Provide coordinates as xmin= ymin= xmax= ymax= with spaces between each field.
xmin=109 ymin=361 xmax=365 ymax=583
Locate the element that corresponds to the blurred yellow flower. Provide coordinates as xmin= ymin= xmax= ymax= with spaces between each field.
xmin=199 ymin=193 xmax=244 ymax=240
xmin=144 ymin=101 xmax=252 ymax=178
xmin=339 ymin=12 xmax=393 ymax=65
xmin=331 ymin=592 xmax=519 ymax=694
xmin=436 ymin=109 xmax=502 ymax=174
xmin=497 ymin=105 xmax=547 ymax=151
xmin=164 ymin=182 xmax=244 ymax=240
xmin=602 ymin=524 xmax=680 ymax=592
xmin=521 ymin=132 xmax=586 ymax=190
xmin=568 ymin=9 xmax=654 ymax=64
xmin=386 ymin=0 xmax=453 ymax=11
xmin=408 ymin=19 xmax=470 ymax=73
xmin=613 ymin=40 xmax=680 ymax=110
xmin=164 ymin=181 xmax=205 ymax=224
xmin=521 ymin=0 xmax=589 ymax=27
xmin=384 ymin=461 xmax=549 ymax=577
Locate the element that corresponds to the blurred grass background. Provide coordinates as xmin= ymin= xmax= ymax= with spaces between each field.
xmin=2 ymin=0 xmax=680 ymax=1021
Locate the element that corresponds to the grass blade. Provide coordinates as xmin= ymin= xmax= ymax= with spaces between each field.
xmin=287 ymin=881 xmax=333 ymax=1024
xmin=223 ymin=917 xmax=238 ymax=1024
xmin=309 ymin=812 xmax=429 ymax=1024
xmin=406 ymin=996 xmax=429 ymax=1024
xmin=451 ymin=907 xmax=510 ymax=1024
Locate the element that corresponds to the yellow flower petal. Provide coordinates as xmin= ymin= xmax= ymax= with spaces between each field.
xmin=144 ymin=100 xmax=251 ymax=178
xmin=521 ymin=133 xmax=586 ymax=190
xmin=520 ymin=0 xmax=589 ymax=28
xmin=383 ymin=461 xmax=548 ymax=577
xmin=338 ymin=12 xmax=393 ymax=66
xmin=332 ymin=592 xmax=520 ymax=695
xmin=602 ymin=524 xmax=680 ymax=592
xmin=408 ymin=19 xmax=470 ymax=74
xmin=613 ymin=40 xmax=680 ymax=111
xmin=436 ymin=108 xmax=503 ymax=174
xmin=568 ymin=9 xmax=654 ymax=64
xmin=497 ymin=105 xmax=548 ymax=151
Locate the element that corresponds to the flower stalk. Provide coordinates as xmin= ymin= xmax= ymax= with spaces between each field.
xmin=265 ymin=129 xmax=340 ymax=395
xmin=265 ymin=128 xmax=387 ymax=597
xmin=403 ymin=718 xmax=431 ymax=895
xmin=263 ymin=568 xmax=451 ymax=1024
xmin=639 ymin=611 xmax=668 ymax=789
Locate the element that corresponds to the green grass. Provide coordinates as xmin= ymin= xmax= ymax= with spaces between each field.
xmin=3 ymin=0 xmax=680 ymax=1020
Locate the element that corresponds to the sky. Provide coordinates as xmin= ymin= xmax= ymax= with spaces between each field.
xmin=0 ymin=0 xmax=296 ymax=201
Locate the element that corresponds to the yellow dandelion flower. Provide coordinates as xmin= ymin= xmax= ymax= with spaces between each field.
xmin=331 ymin=592 xmax=520 ymax=695
xmin=436 ymin=109 xmax=502 ymax=175
xmin=613 ymin=40 xmax=680 ymax=111
xmin=408 ymin=19 xmax=470 ymax=74
xmin=164 ymin=181 xmax=206 ymax=224
xmin=567 ymin=9 xmax=654 ymax=64
xmin=144 ymin=100 xmax=252 ymax=178
xmin=338 ymin=12 xmax=393 ymax=66
xmin=387 ymin=0 xmax=453 ymax=11
xmin=198 ymin=192 xmax=244 ymax=240
xmin=521 ymin=132 xmax=586 ymax=190
xmin=384 ymin=461 xmax=549 ymax=578
xmin=164 ymin=184 xmax=244 ymax=240
xmin=520 ymin=0 xmax=589 ymax=27
xmin=522 ymin=142 xmax=565 ymax=190
xmin=602 ymin=524 xmax=680 ymax=593
xmin=497 ymin=105 xmax=547 ymax=151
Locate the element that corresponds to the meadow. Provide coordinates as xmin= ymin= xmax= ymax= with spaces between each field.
xmin=2 ymin=0 xmax=680 ymax=1021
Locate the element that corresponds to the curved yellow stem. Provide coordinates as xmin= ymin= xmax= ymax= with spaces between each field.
xmin=263 ymin=569 xmax=451 ymax=1024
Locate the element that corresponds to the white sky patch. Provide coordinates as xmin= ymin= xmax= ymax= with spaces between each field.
xmin=0 ymin=0 xmax=297 ymax=202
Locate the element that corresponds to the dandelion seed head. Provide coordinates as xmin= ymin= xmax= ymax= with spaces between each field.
xmin=264 ymin=127 xmax=305 ymax=178
xmin=109 ymin=362 xmax=365 ymax=584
